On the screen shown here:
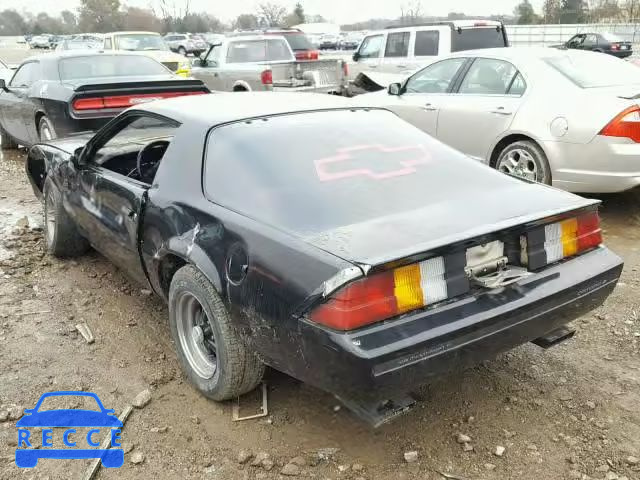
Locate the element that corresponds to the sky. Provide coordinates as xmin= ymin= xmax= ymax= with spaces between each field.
xmin=6 ymin=0 xmax=546 ymax=24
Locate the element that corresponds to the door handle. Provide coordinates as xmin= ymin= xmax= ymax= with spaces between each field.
xmin=423 ymin=103 xmax=438 ymax=111
xmin=490 ymin=107 xmax=512 ymax=116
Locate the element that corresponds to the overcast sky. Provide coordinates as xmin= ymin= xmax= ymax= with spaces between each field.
xmin=7 ymin=0 xmax=545 ymax=24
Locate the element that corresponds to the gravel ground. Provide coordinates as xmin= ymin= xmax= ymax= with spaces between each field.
xmin=0 ymin=144 xmax=639 ymax=480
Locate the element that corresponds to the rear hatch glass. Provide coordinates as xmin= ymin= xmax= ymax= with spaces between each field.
xmin=281 ymin=33 xmax=314 ymax=51
xmin=451 ymin=26 xmax=507 ymax=52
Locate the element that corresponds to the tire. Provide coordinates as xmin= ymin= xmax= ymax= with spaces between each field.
xmin=0 ymin=124 xmax=18 ymax=150
xmin=178 ymin=46 xmax=187 ymax=56
xmin=494 ymin=140 xmax=551 ymax=185
xmin=43 ymin=177 xmax=89 ymax=257
xmin=169 ymin=265 xmax=264 ymax=401
xmin=38 ymin=116 xmax=57 ymax=141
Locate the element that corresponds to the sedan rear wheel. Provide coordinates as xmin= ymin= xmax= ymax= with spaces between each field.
xmin=178 ymin=46 xmax=187 ymax=56
xmin=495 ymin=140 xmax=551 ymax=185
xmin=169 ymin=265 xmax=264 ymax=401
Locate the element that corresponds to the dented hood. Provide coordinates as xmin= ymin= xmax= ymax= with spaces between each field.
xmin=301 ymin=180 xmax=597 ymax=267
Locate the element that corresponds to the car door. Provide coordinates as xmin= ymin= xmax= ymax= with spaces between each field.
xmin=436 ymin=57 xmax=525 ymax=161
xmin=352 ymin=33 xmax=384 ymax=77
xmin=384 ymin=57 xmax=469 ymax=136
xmin=0 ymin=62 xmax=38 ymax=144
xmin=566 ymin=34 xmax=585 ymax=50
xmin=193 ymin=44 xmax=224 ymax=90
xmin=71 ymin=113 xmax=177 ymax=285
xmin=379 ymin=31 xmax=411 ymax=73
xmin=582 ymin=34 xmax=598 ymax=51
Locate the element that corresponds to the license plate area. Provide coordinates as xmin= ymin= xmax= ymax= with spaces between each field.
xmin=465 ymin=240 xmax=531 ymax=288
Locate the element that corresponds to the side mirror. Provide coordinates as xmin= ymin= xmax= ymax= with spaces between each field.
xmin=352 ymin=52 xmax=360 ymax=62
xmin=0 ymin=79 xmax=7 ymax=92
xmin=70 ymin=146 xmax=87 ymax=169
xmin=388 ymin=82 xmax=402 ymax=96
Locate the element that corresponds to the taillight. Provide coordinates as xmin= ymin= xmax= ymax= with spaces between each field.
xmin=599 ymin=106 xmax=640 ymax=143
xmin=310 ymin=256 xmax=451 ymax=331
xmin=72 ymin=91 xmax=206 ymax=112
xmin=611 ymin=43 xmax=620 ymax=50
xmin=295 ymin=50 xmax=319 ymax=60
xmin=261 ymin=69 xmax=273 ymax=85
xmin=525 ymin=211 xmax=602 ymax=270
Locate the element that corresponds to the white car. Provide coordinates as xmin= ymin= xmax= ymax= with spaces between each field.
xmin=30 ymin=35 xmax=51 ymax=49
xmin=355 ymin=47 xmax=640 ymax=193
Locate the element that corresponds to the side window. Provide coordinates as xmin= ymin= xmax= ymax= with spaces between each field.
xmin=584 ymin=34 xmax=597 ymax=46
xmin=415 ymin=31 xmax=439 ymax=56
xmin=385 ymin=32 xmax=410 ymax=58
xmin=458 ymin=58 xmax=518 ymax=95
xmin=104 ymin=37 xmax=112 ymax=50
xmin=357 ymin=34 xmax=383 ymax=59
xmin=405 ymin=58 xmax=467 ymax=94
xmin=508 ymin=72 xmax=526 ymax=96
xmin=206 ymin=44 xmax=222 ymax=64
xmin=9 ymin=62 xmax=38 ymax=87
xmin=568 ymin=34 xmax=584 ymax=47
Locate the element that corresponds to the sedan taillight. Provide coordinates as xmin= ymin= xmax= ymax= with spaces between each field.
xmin=72 ymin=91 xmax=207 ymax=111
xmin=599 ymin=105 xmax=640 ymax=143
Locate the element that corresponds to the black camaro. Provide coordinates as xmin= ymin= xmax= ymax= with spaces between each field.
xmin=26 ymin=93 xmax=622 ymax=425
xmin=0 ymin=51 xmax=208 ymax=149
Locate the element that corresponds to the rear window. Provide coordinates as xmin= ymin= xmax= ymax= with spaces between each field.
xmin=227 ymin=39 xmax=291 ymax=63
xmin=415 ymin=30 xmax=439 ymax=56
xmin=59 ymin=55 xmax=169 ymax=80
xmin=204 ymin=109 xmax=482 ymax=233
xmin=451 ymin=27 xmax=506 ymax=52
xmin=543 ymin=53 xmax=640 ymax=88
xmin=281 ymin=33 xmax=314 ymax=51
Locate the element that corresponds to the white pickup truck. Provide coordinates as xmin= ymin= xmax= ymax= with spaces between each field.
xmin=191 ymin=35 xmax=347 ymax=95
xmin=350 ymin=20 xmax=509 ymax=91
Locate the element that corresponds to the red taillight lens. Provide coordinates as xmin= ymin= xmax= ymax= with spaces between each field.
xmin=311 ymin=271 xmax=397 ymax=330
xmin=542 ymin=211 xmax=602 ymax=264
xmin=72 ymin=91 xmax=207 ymax=112
xmin=577 ymin=211 xmax=603 ymax=251
xmin=599 ymin=106 xmax=640 ymax=143
xmin=611 ymin=43 xmax=620 ymax=50
xmin=72 ymin=97 xmax=105 ymax=110
xmin=310 ymin=256 xmax=451 ymax=331
xmin=261 ymin=69 xmax=273 ymax=85
xmin=295 ymin=50 xmax=319 ymax=60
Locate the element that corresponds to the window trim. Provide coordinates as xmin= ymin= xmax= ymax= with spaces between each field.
xmin=454 ymin=57 xmax=525 ymax=97
xmin=403 ymin=57 xmax=471 ymax=95
xmin=384 ymin=31 xmax=410 ymax=58
xmin=414 ymin=30 xmax=440 ymax=57
xmin=9 ymin=61 xmax=39 ymax=88
xmin=357 ymin=34 xmax=384 ymax=59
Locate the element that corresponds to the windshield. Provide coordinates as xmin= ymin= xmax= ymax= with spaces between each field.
xmin=116 ymin=34 xmax=168 ymax=51
xmin=59 ymin=55 xmax=169 ymax=80
xmin=543 ymin=53 xmax=640 ymax=88
xmin=204 ymin=109 xmax=489 ymax=234
xmin=451 ymin=27 xmax=506 ymax=52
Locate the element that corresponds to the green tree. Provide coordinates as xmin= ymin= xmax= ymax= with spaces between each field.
xmin=78 ymin=0 xmax=121 ymax=32
xmin=0 ymin=9 xmax=28 ymax=35
xmin=284 ymin=2 xmax=305 ymax=26
xmin=233 ymin=13 xmax=259 ymax=30
xmin=258 ymin=2 xmax=286 ymax=27
xmin=60 ymin=10 xmax=78 ymax=33
xmin=515 ymin=0 xmax=540 ymax=23
xmin=559 ymin=0 xmax=588 ymax=22
xmin=543 ymin=0 xmax=562 ymax=22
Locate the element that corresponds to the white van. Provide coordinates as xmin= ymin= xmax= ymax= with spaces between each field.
xmin=350 ymin=21 xmax=509 ymax=79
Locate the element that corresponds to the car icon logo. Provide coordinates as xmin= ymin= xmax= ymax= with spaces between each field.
xmin=15 ymin=391 xmax=123 ymax=468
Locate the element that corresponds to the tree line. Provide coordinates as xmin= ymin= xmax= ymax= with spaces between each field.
xmin=0 ymin=0 xmax=311 ymax=36
xmin=515 ymin=0 xmax=640 ymax=24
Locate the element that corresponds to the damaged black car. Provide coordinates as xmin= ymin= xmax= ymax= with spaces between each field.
xmin=26 ymin=93 xmax=622 ymax=426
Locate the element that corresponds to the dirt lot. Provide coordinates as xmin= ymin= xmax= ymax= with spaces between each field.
xmin=0 ymin=145 xmax=639 ymax=480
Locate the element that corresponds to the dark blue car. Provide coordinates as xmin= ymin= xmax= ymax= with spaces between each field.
xmin=15 ymin=391 xmax=123 ymax=468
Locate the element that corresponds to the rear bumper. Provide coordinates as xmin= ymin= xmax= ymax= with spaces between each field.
xmin=608 ymin=50 xmax=632 ymax=58
xmin=546 ymin=136 xmax=640 ymax=193
xmin=295 ymin=247 xmax=622 ymax=399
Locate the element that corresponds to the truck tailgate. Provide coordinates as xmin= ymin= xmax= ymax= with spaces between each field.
xmin=271 ymin=59 xmax=344 ymax=90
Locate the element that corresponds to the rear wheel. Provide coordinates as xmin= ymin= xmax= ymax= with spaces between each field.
xmin=495 ymin=140 xmax=551 ymax=185
xmin=38 ymin=116 xmax=57 ymax=141
xmin=0 ymin=125 xmax=18 ymax=150
xmin=43 ymin=177 xmax=89 ymax=257
xmin=178 ymin=46 xmax=187 ymax=56
xmin=169 ymin=265 xmax=264 ymax=401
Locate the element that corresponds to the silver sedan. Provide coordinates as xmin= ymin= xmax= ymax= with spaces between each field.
xmin=355 ymin=47 xmax=640 ymax=193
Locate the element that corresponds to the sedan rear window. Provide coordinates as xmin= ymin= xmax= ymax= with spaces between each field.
xmin=204 ymin=109 xmax=492 ymax=233
xmin=543 ymin=53 xmax=640 ymax=88
xmin=59 ymin=55 xmax=169 ymax=80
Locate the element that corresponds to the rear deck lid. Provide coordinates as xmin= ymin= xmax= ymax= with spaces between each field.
xmin=203 ymin=107 xmax=594 ymax=267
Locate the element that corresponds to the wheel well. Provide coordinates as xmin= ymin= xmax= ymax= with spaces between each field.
xmin=233 ymin=85 xmax=248 ymax=92
xmin=34 ymin=111 xmax=45 ymax=134
xmin=27 ymin=148 xmax=47 ymax=193
xmin=158 ymin=254 xmax=187 ymax=298
xmin=489 ymin=134 xmax=540 ymax=168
